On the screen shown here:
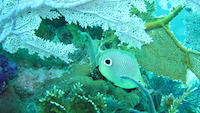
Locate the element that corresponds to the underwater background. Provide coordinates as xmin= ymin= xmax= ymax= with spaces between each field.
xmin=0 ymin=0 xmax=200 ymax=113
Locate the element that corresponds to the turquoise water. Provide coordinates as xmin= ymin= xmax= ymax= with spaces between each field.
xmin=0 ymin=0 xmax=200 ymax=113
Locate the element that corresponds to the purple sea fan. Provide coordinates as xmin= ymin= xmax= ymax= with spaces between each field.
xmin=3 ymin=61 xmax=17 ymax=78
xmin=0 ymin=54 xmax=8 ymax=67
xmin=0 ymin=54 xmax=17 ymax=94
xmin=0 ymin=68 xmax=8 ymax=88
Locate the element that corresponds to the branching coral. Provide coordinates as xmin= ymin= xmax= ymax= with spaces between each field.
xmin=0 ymin=0 xmax=152 ymax=64
xmin=67 ymin=82 xmax=107 ymax=113
xmin=39 ymin=86 xmax=68 ymax=113
xmin=37 ymin=78 xmax=107 ymax=113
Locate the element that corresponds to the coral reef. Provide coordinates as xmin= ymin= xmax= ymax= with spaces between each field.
xmin=0 ymin=0 xmax=199 ymax=113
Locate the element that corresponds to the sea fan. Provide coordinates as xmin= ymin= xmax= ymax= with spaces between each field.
xmin=0 ymin=54 xmax=17 ymax=93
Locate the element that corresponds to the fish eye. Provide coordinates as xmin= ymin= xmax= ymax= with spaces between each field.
xmin=104 ymin=58 xmax=112 ymax=66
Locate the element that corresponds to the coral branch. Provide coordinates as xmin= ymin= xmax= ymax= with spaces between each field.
xmin=145 ymin=5 xmax=183 ymax=31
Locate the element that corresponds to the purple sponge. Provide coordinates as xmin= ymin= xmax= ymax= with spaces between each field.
xmin=0 ymin=54 xmax=17 ymax=93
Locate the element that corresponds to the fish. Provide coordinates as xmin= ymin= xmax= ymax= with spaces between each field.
xmin=98 ymin=49 xmax=145 ymax=89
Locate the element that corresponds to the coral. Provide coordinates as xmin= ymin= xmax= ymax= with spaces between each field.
xmin=147 ymin=72 xmax=186 ymax=98
xmin=132 ymin=3 xmax=200 ymax=82
xmin=179 ymin=85 xmax=200 ymax=113
xmin=145 ymin=5 xmax=183 ymax=30
xmin=39 ymin=86 xmax=68 ymax=113
xmin=16 ymin=67 xmax=67 ymax=91
xmin=131 ymin=27 xmax=186 ymax=82
xmin=161 ymin=94 xmax=176 ymax=112
xmin=0 ymin=1 xmax=199 ymax=112
xmin=32 ymin=64 xmax=154 ymax=113
xmin=90 ymin=3 xmax=199 ymax=82
xmin=0 ymin=54 xmax=17 ymax=78
xmin=0 ymin=0 xmax=80 ymax=63
xmin=39 ymin=81 xmax=107 ymax=113
xmin=170 ymin=88 xmax=196 ymax=113
xmin=146 ymin=71 xmax=200 ymax=113
xmin=130 ymin=0 xmax=156 ymax=22
xmin=0 ymin=54 xmax=17 ymax=94
xmin=131 ymin=26 xmax=200 ymax=82
xmin=58 ymin=0 xmax=152 ymax=48
xmin=94 ymin=4 xmax=200 ymax=82
xmin=67 ymin=82 xmax=107 ymax=113
xmin=103 ymin=97 xmax=124 ymax=112
xmin=0 ymin=0 xmax=152 ymax=63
